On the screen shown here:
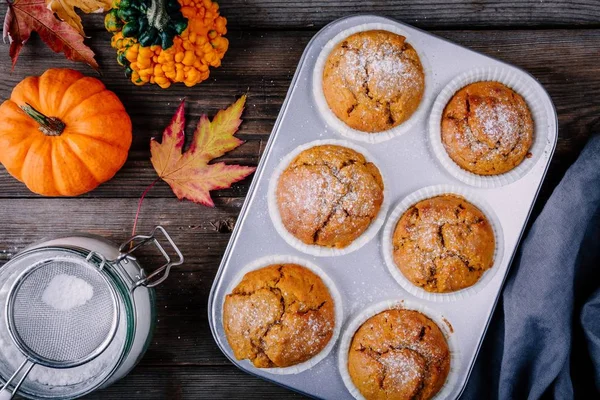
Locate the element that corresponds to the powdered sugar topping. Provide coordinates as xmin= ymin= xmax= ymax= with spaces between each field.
xmin=336 ymin=38 xmax=422 ymax=100
xmin=42 ymin=274 xmax=94 ymax=311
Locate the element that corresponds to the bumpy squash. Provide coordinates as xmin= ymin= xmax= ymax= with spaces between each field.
xmin=106 ymin=0 xmax=228 ymax=88
xmin=0 ymin=69 xmax=132 ymax=196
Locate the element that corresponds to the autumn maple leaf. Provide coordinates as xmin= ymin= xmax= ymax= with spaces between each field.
xmin=47 ymin=0 xmax=112 ymax=36
xmin=150 ymin=95 xmax=257 ymax=207
xmin=3 ymin=0 xmax=99 ymax=70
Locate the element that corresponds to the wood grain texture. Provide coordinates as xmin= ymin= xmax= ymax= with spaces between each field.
xmin=0 ymin=28 xmax=598 ymax=199
xmin=84 ymin=366 xmax=307 ymax=399
xmin=0 ymin=198 xmax=305 ymax=399
xmin=1 ymin=2 xmax=599 ymax=398
xmin=2 ymin=1 xmax=600 ymax=30
xmin=218 ymin=0 xmax=600 ymax=29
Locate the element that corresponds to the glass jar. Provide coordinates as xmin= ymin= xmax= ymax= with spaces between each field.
xmin=0 ymin=226 xmax=183 ymax=399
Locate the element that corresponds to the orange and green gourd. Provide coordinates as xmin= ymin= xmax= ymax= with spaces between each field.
xmin=105 ymin=0 xmax=228 ymax=88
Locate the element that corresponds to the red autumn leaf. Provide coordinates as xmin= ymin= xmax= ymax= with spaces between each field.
xmin=150 ymin=95 xmax=256 ymax=207
xmin=3 ymin=0 xmax=99 ymax=70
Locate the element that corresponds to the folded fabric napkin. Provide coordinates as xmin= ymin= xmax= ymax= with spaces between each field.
xmin=462 ymin=134 xmax=600 ymax=399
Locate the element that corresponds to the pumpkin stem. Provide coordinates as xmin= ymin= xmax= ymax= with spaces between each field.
xmin=20 ymin=103 xmax=66 ymax=136
xmin=148 ymin=0 xmax=170 ymax=31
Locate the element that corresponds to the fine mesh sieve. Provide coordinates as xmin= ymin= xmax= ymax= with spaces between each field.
xmin=0 ymin=226 xmax=183 ymax=399
xmin=0 ymin=256 xmax=120 ymax=399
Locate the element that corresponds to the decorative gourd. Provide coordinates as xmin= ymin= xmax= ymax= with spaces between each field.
xmin=0 ymin=69 xmax=132 ymax=196
xmin=106 ymin=0 xmax=228 ymax=88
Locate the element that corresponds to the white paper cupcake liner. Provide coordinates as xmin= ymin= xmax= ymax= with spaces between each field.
xmin=428 ymin=66 xmax=550 ymax=187
xmin=313 ymin=23 xmax=435 ymax=144
xmin=268 ymin=139 xmax=390 ymax=257
xmin=338 ymin=299 xmax=460 ymax=400
xmin=224 ymin=255 xmax=344 ymax=375
xmin=382 ymin=184 xmax=505 ymax=302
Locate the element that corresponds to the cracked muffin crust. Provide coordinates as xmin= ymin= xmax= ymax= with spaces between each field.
xmin=441 ymin=81 xmax=534 ymax=175
xmin=276 ymin=144 xmax=384 ymax=249
xmin=322 ymin=30 xmax=425 ymax=133
xmin=348 ymin=309 xmax=450 ymax=400
xmin=392 ymin=195 xmax=495 ymax=293
xmin=223 ymin=263 xmax=335 ymax=368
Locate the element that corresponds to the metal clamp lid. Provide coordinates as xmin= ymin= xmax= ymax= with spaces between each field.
xmin=112 ymin=226 xmax=184 ymax=288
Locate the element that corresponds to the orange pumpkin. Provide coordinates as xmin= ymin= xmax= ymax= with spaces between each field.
xmin=0 ymin=69 xmax=132 ymax=196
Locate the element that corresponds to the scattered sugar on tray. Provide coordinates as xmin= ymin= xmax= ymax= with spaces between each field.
xmin=41 ymin=274 xmax=94 ymax=311
xmin=348 ymin=281 xmax=376 ymax=314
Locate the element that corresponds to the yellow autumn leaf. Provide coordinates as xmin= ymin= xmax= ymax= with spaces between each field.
xmin=46 ymin=0 xmax=112 ymax=36
xmin=150 ymin=96 xmax=256 ymax=207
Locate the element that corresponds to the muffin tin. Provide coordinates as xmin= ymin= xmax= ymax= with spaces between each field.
xmin=209 ymin=15 xmax=557 ymax=399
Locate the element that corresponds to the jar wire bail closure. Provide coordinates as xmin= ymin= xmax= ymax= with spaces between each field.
xmin=113 ymin=226 xmax=184 ymax=289
xmin=0 ymin=226 xmax=183 ymax=399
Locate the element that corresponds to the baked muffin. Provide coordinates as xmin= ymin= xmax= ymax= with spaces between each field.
xmin=441 ymin=81 xmax=534 ymax=175
xmin=223 ymin=264 xmax=335 ymax=368
xmin=276 ymin=144 xmax=384 ymax=248
xmin=348 ymin=309 xmax=450 ymax=400
xmin=392 ymin=195 xmax=495 ymax=293
xmin=322 ymin=30 xmax=425 ymax=133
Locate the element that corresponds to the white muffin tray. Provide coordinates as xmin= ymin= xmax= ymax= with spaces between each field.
xmin=209 ymin=15 xmax=557 ymax=399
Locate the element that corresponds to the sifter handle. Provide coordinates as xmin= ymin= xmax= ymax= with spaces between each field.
xmin=0 ymin=359 xmax=34 ymax=399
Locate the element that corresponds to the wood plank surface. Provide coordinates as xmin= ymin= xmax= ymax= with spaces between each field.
xmin=0 ymin=28 xmax=599 ymax=199
xmin=1 ymin=1 xmax=599 ymax=398
xmin=3 ymin=1 xmax=600 ymax=30
xmin=217 ymin=0 xmax=600 ymax=29
xmin=84 ymin=366 xmax=307 ymax=399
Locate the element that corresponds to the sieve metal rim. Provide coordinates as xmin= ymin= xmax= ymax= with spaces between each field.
xmin=4 ymin=255 xmax=121 ymax=369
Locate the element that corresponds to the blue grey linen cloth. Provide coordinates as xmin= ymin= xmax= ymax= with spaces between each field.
xmin=462 ymin=134 xmax=600 ymax=399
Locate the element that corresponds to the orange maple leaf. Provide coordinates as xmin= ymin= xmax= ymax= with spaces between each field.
xmin=150 ymin=96 xmax=256 ymax=207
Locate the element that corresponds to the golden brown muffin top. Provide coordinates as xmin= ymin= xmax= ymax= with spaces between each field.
xmin=276 ymin=145 xmax=384 ymax=249
xmin=441 ymin=81 xmax=534 ymax=175
xmin=322 ymin=30 xmax=425 ymax=133
xmin=392 ymin=195 xmax=495 ymax=293
xmin=348 ymin=309 xmax=451 ymax=400
xmin=223 ymin=264 xmax=335 ymax=368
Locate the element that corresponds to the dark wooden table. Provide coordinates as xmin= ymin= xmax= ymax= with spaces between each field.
xmin=1 ymin=1 xmax=599 ymax=398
